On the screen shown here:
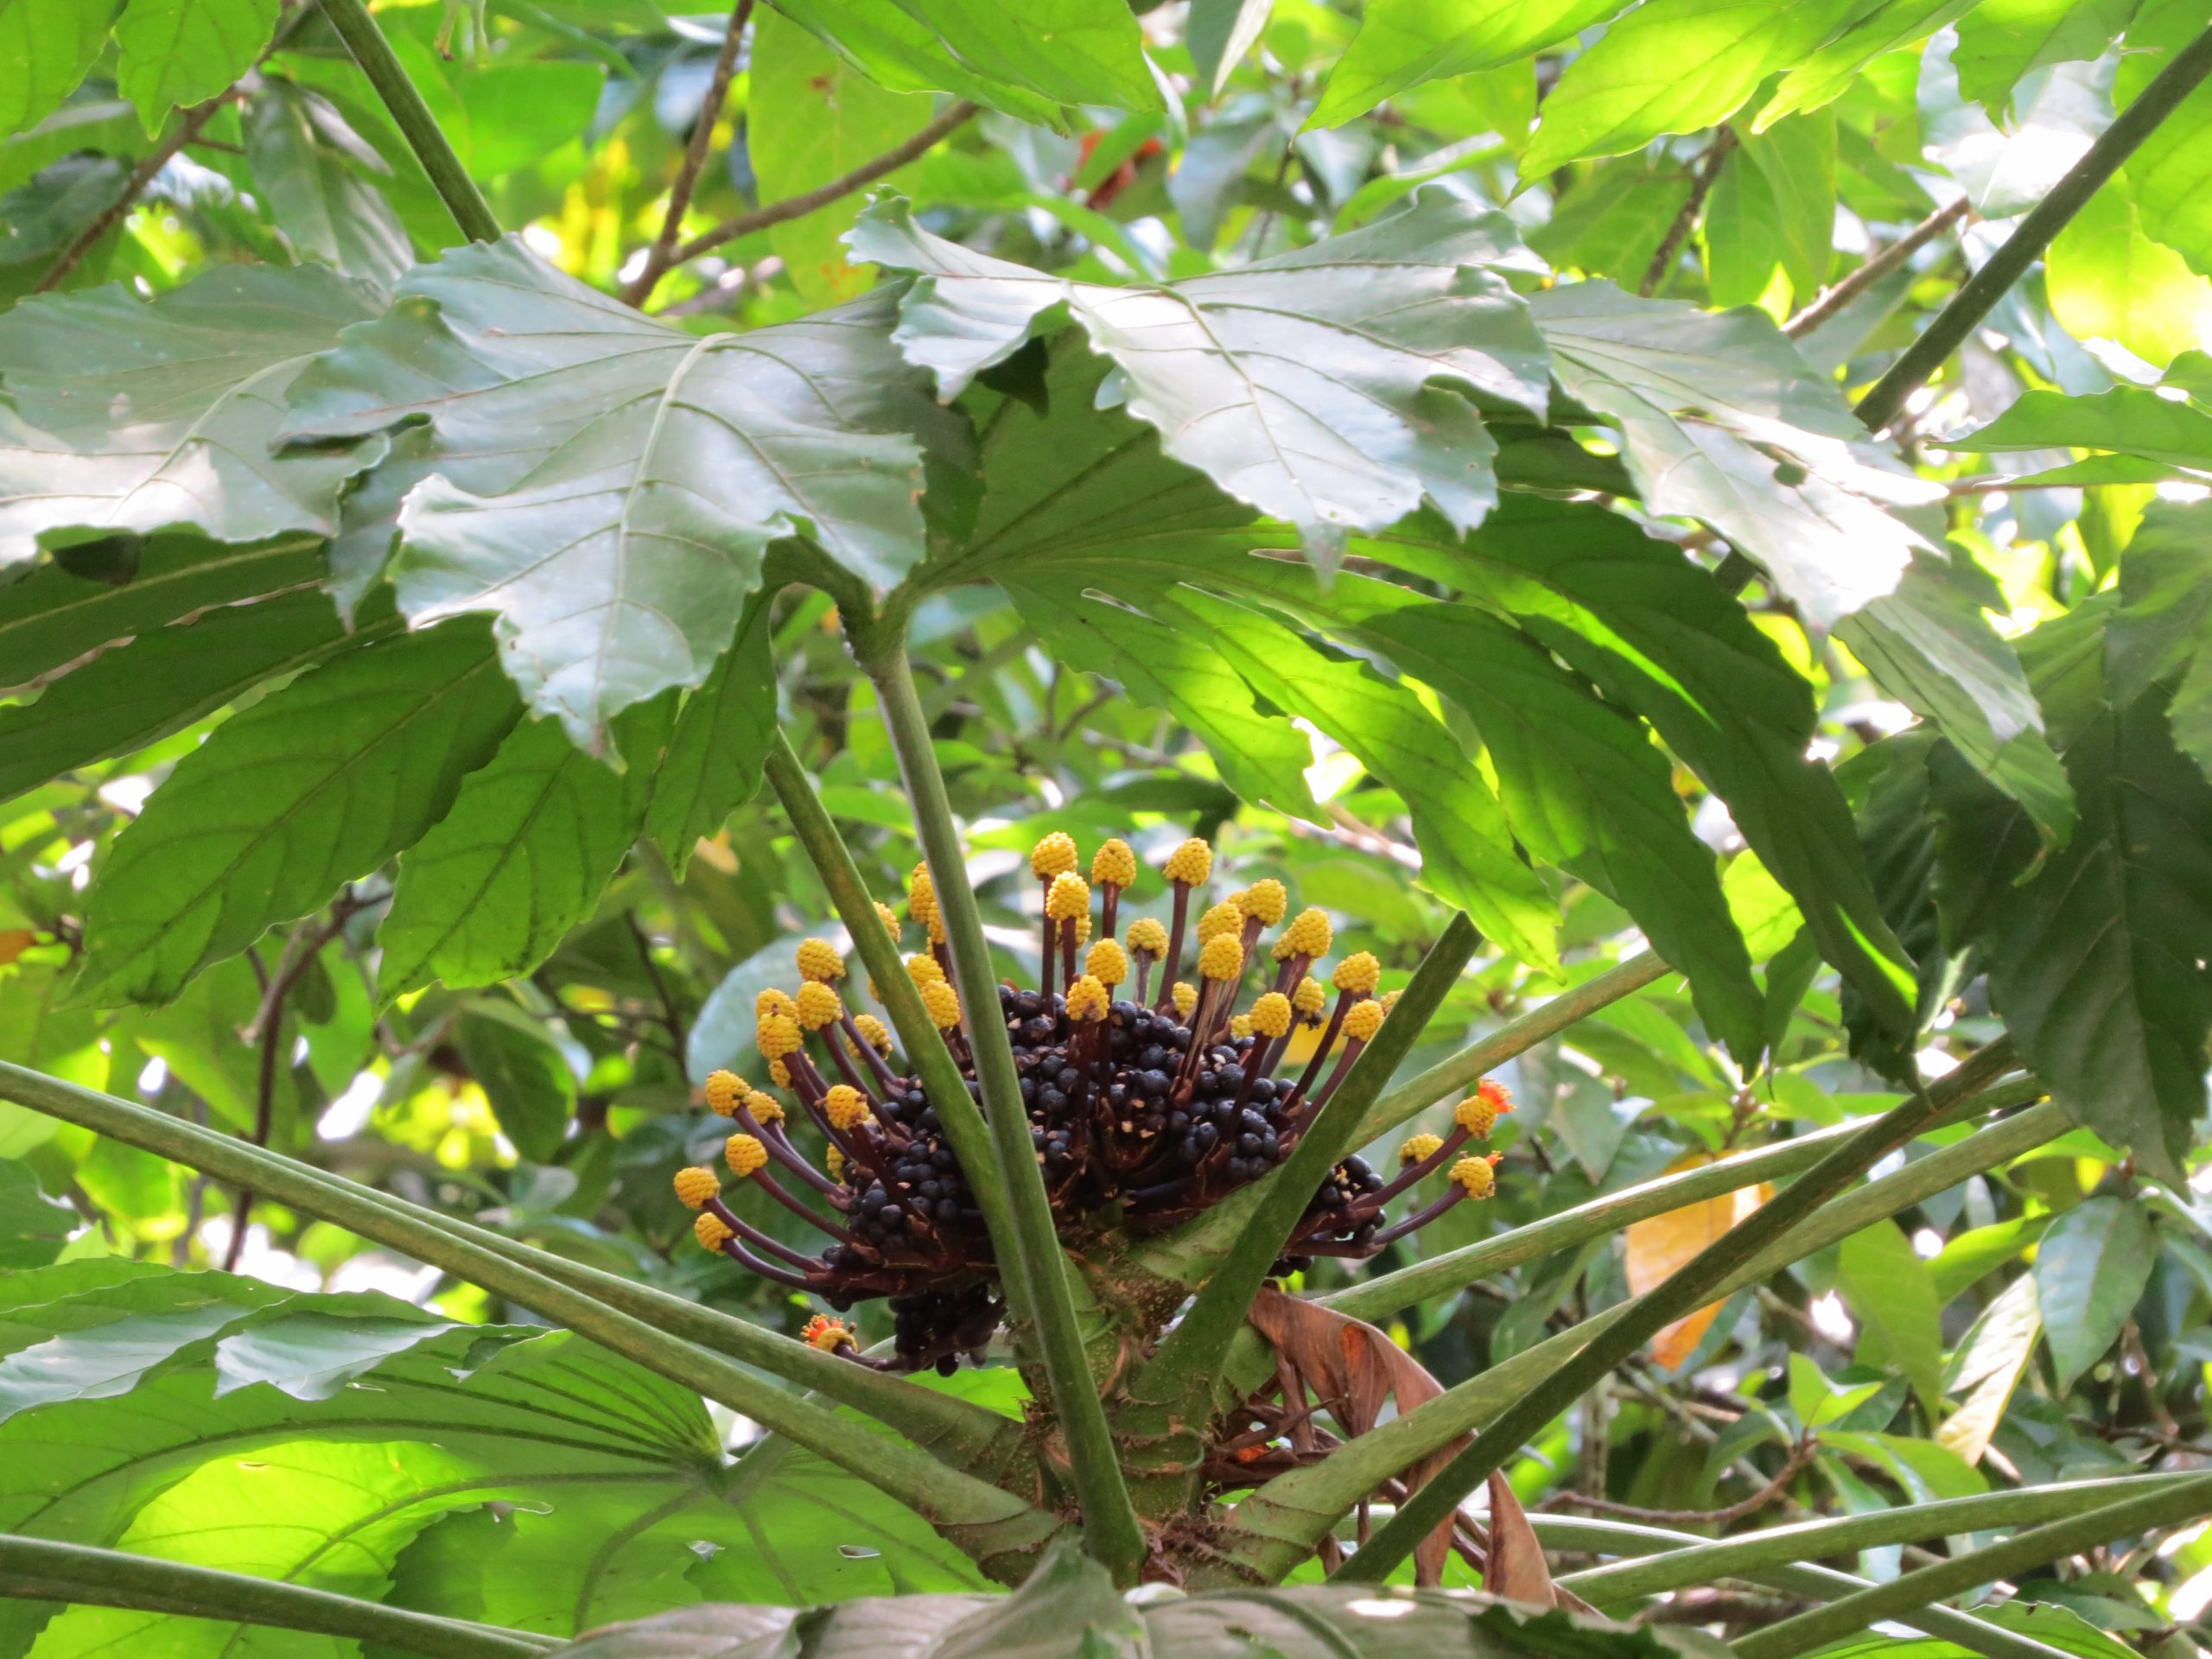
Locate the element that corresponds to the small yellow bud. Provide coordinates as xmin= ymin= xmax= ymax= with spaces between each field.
xmin=1292 ymin=976 xmax=1326 ymax=1020
xmin=1172 ymin=982 xmax=1198 ymax=1017
xmin=1196 ymin=900 xmax=1242 ymax=944
xmin=1343 ymin=998 xmax=1385 ymax=1042
xmin=796 ymin=938 xmax=845 ymax=982
xmin=826 ymin=1145 xmax=844 ymax=1180
xmin=906 ymin=952 xmax=945 ymax=988
xmin=1249 ymin=991 xmax=1293 ymax=1039
xmin=1046 ymin=871 xmax=1090 ymax=922
xmin=1237 ymin=879 xmax=1287 ymax=926
xmin=1332 ymin=951 xmax=1382 ymax=995
xmin=725 ymin=1135 xmax=769 ymax=1177
xmin=758 ymin=1014 xmax=803 ymax=1059
xmin=1086 ymin=939 xmax=1129 ymax=987
xmin=853 ymin=1013 xmax=893 ymax=1054
xmin=695 ymin=1211 xmax=734 ymax=1250
xmin=1126 ymin=917 xmax=1168 ymax=959
xmin=1031 ymin=830 xmax=1079 ymax=880
xmin=1090 ymin=837 xmax=1137 ymax=888
xmin=750 ymin=1092 xmax=785 ymax=1126
xmin=1456 ymin=1081 xmax=1514 ymax=1139
xmin=673 ymin=1166 xmax=721 ymax=1209
xmin=795 ymin=981 xmax=842 ymax=1032
xmin=1273 ymin=906 xmax=1332 ymax=961
xmin=768 ymin=1057 xmax=791 ymax=1088
xmin=823 ymin=1084 xmax=872 ymax=1132
xmin=1162 ymin=836 xmax=1213 ymax=886
xmin=874 ymin=901 xmax=900 ymax=938
xmin=1065 ymin=974 xmax=1110 ymax=1022
xmin=908 ymin=865 xmax=939 ymax=932
xmin=1230 ymin=1014 xmax=1255 ymax=1039
xmin=756 ymin=988 xmax=797 ymax=1022
xmin=1451 ymin=1154 xmax=1502 ymax=1199
xmin=704 ymin=1070 xmax=747 ymax=1117
xmin=802 ymin=1313 xmax=856 ymax=1351
xmin=1381 ymin=988 xmax=1403 ymax=1014
xmin=1199 ymin=934 xmax=1244 ymax=982
xmin=922 ymin=980 xmax=962 ymax=1029
xmin=1071 ymin=914 xmax=1092 ymax=947
xmin=1400 ymin=1132 xmax=1444 ymax=1166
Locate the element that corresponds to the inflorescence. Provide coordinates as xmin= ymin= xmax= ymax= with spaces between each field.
xmin=672 ymin=834 xmax=1510 ymax=1371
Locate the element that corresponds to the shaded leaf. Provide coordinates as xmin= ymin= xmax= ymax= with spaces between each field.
xmin=1837 ymin=1217 xmax=1944 ymax=1410
xmin=1937 ymin=1272 xmax=2040 ymax=1465
xmin=1189 ymin=0 xmax=1275 ymax=95
xmin=2032 ymin=1196 xmax=2158 ymax=1390
xmin=644 ymin=594 xmax=778 ymax=877
xmin=73 ymin=619 xmax=522 ymax=1007
xmin=245 ymin=79 xmax=412 ymax=285
xmin=113 ymin=0 xmax=281 ymax=131
xmin=454 ymin=1009 xmax=577 ymax=1163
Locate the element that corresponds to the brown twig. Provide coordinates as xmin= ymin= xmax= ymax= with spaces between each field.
xmin=36 ymin=99 xmax=227 ymax=293
xmin=663 ymin=99 xmax=979 ymax=270
xmin=1540 ymin=1440 xmax=1815 ymax=1529
xmin=1638 ymin=127 xmax=1738 ymax=298
xmin=622 ymin=0 xmax=755 ymax=307
xmin=1784 ymin=194 xmax=1973 ymax=338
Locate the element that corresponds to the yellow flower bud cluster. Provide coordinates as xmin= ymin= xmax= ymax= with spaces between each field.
xmin=1064 ymin=975 xmax=1110 ymax=1022
xmin=1090 ymin=838 xmax=1136 ymax=887
xmin=1030 ymin=830 xmax=1078 ymax=880
xmin=1162 ymin=836 xmax=1213 ymax=886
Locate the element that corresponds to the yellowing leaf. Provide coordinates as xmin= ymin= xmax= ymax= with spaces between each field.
xmin=0 ymin=929 xmax=35 ymax=968
xmin=1625 ymin=1154 xmax=1770 ymax=1370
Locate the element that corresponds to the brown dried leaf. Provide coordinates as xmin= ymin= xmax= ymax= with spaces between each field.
xmin=0 ymin=929 xmax=35 ymax=968
xmin=1624 ymin=1153 xmax=1770 ymax=1370
xmin=1483 ymin=1471 xmax=1556 ymax=1606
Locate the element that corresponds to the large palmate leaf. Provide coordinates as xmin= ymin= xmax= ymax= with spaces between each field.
xmin=0 ymin=1262 xmax=985 ymax=1656
xmin=1306 ymin=0 xmax=1627 ymax=129
xmin=281 ymin=237 xmax=937 ymax=752
xmin=853 ymin=191 xmax=1550 ymax=572
xmin=0 ymin=264 xmax=384 ymax=571
xmin=72 ymin=619 xmax=521 ymax=1007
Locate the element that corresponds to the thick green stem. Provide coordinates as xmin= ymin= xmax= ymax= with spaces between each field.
xmin=866 ymin=645 xmax=1148 ymax=1585
xmin=1556 ymin=1472 xmax=2212 ymax=1604
xmin=1733 ymin=1474 xmax=2212 ymax=1659
xmin=762 ymin=732 xmax=1024 ymax=1320
xmin=1214 ymin=1068 xmax=2044 ymax=1584
xmin=0 ymin=1063 xmax=1058 ymax=1578
xmin=1854 ymin=22 xmax=2212 ymax=431
xmin=318 ymin=0 xmax=501 ymax=245
xmin=0 ymin=1535 xmax=551 ymax=1659
xmin=1133 ymin=915 xmax=1479 ymax=1408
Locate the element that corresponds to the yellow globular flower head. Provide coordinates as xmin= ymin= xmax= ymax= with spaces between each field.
xmin=823 ymin=1084 xmax=872 ymax=1132
xmin=1072 ymin=914 xmax=1092 ymax=948
xmin=1031 ymin=830 xmax=1079 ymax=880
xmin=1451 ymin=1154 xmax=1503 ymax=1199
xmin=1381 ymin=988 xmax=1403 ymax=1014
xmin=1400 ymin=1133 xmax=1444 ymax=1166
xmin=756 ymin=988 xmax=797 ymax=1022
xmin=853 ymin=1013 xmax=893 ymax=1054
xmin=1065 ymin=974 xmax=1110 ymax=1023
xmin=922 ymin=980 xmax=962 ymax=1029
xmin=1199 ymin=934 xmax=1245 ymax=982
xmin=1455 ymin=1082 xmax=1514 ymax=1140
xmin=1230 ymin=1014 xmax=1255 ymax=1039
xmin=704 ymin=1070 xmax=747 ymax=1117
xmin=908 ymin=865 xmax=940 ymax=935
xmin=874 ymin=901 xmax=900 ymax=938
xmin=825 ymin=1145 xmax=844 ymax=1180
xmin=724 ymin=1135 xmax=769 ymax=1178
xmin=1343 ymin=998 xmax=1385 ymax=1042
xmin=1090 ymin=838 xmax=1137 ymax=889
xmin=749 ymin=1091 xmax=785 ymax=1126
xmin=794 ymin=981 xmax=842 ymax=1032
xmin=758 ymin=1014 xmax=803 ymax=1059
xmin=768 ymin=1057 xmax=792 ymax=1088
xmin=1126 ymin=917 xmax=1168 ymax=960
xmin=1086 ymin=939 xmax=1129 ymax=987
xmin=1171 ymin=981 xmax=1198 ymax=1017
xmin=1197 ymin=900 xmax=1242 ymax=944
xmin=1162 ymin=836 xmax=1214 ymax=886
xmin=796 ymin=938 xmax=845 ymax=982
xmin=673 ymin=1166 xmax=721 ymax=1209
xmin=695 ymin=1211 xmax=734 ymax=1251
xmin=1046 ymin=871 xmax=1090 ymax=924
xmin=1332 ymin=951 xmax=1382 ymax=995
xmin=906 ymin=953 xmax=945 ymax=988
xmin=1293 ymin=976 xmax=1326 ymax=1021
xmin=1273 ymin=906 xmax=1332 ymax=962
xmin=802 ymin=1314 xmax=856 ymax=1352
xmin=1237 ymin=878 xmax=1287 ymax=927
xmin=1249 ymin=991 xmax=1294 ymax=1039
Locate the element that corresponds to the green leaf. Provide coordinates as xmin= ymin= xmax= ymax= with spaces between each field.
xmin=1188 ymin=0 xmax=1274 ymax=94
xmin=2111 ymin=501 xmax=2212 ymax=780
xmin=1757 ymin=0 xmax=1982 ymax=127
xmin=1953 ymin=0 xmax=2133 ymax=115
xmin=0 ymin=531 xmax=324 ymax=688
xmin=767 ymin=0 xmax=1161 ymax=124
xmin=1837 ymin=1217 xmax=1945 ymax=1410
xmin=374 ymin=696 xmax=671 ymax=999
xmin=454 ymin=1008 xmax=576 ymax=1162
xmin=2130 ymin=67 xmax=2212 ymax=281
xmin=72 ymin=620 xmax=523 ymax=1007
xmin=1947 ymin=383 xmax=2212 ymax=470
xmin=113 ymin=0 xmax=282 ymax=132
xmin=2032 ymin=1195 xmax=2158 ymax=1390
xmin=0 ymin=1158 xmax=74 ymax=1268
xmin=644 ymin=594 xmax=778 ymax=877
xmin=1529 ymin=283 xmax=1938 ymax=632
xmin=1306 ymin=0 xmax=1628 ymax=130
xmin=0 ymin=264 xmax=385 ymax=571
xmin=281 ymin=237 xmax=934 ymax=750
xmin=855 ymin=190 xmax=1549 ymax=573
xmin=0 ymin=0 xmax=110 ymax=141
xmin=1519 ymin=0 xmax=1860 ymax=176
xmin=747 ymin=10 xmax=935 ymax=308
xmin=245 ymin=79 xmax=413 ymax=284
xmin=1354 ymin=602 xmax=1761 ymax=1058
xmin=1368 ymin=496 xmax=1918 ymax=1038
xmin=2045 ymin=179 xmax=2212 ymax=369
xmin=1738 ymin=111 xmax=1835 ymax=307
